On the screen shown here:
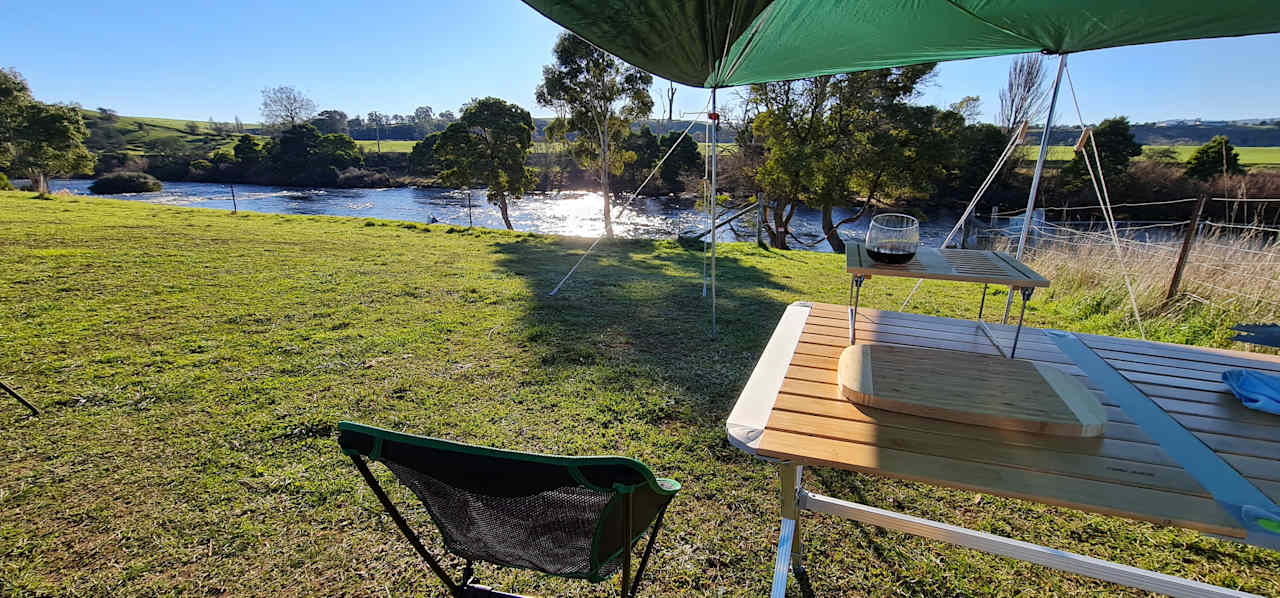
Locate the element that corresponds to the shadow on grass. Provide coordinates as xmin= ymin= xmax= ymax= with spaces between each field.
xmin=492 ymin=235 xmax=797 ymax=430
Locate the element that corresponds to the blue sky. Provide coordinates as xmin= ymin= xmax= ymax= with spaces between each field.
xmin=4 ymin=0 xmax=1278 ymax=126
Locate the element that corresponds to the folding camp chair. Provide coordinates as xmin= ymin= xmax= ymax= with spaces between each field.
xmin=338 ymin=422 xmax=680 ymax=597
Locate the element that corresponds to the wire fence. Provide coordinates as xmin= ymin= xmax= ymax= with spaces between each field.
xmin=984 ymin=216 xmax=1280 ymax=319
xmin=992 ymin=197 xmax=1280 ymax=218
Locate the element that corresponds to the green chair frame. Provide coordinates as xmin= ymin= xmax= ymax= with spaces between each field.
xmin=338 ymin=422 xmax=680 ymax=597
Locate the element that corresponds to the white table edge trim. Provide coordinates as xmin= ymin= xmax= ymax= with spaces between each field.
xmin=725 ymin=301 xmax=810 ymax=454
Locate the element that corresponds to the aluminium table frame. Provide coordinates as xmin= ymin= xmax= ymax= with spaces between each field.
xmin=769 ymin=463 xmax=1257 ymax=598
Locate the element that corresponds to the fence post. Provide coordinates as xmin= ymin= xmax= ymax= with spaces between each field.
xmin=1166 ymin=193 xmax=1210 ymax=301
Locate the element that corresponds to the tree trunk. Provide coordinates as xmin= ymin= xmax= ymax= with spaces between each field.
xmin=770 ymin=196 xmax=789 ymax=250
xmin=498 ymin=197 xmax=513 ymax=230
xmin=821 ymin=204 xmax=846 ymax=254
xmin=600 ymin=130 xmax=614 ymax=238
xmin=29 ymin=170 xmax=48 ymax=195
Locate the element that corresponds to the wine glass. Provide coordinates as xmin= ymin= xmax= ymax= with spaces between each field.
xmin=865 ymin=213 xmax=920 ymax=264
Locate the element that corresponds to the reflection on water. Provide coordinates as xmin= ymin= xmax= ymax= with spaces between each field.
xmin=45 ymin=179 xmax=953 ymax=252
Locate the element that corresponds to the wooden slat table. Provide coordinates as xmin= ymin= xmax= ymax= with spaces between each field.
xmin=725 ymin=302 xmax=1280 ymax=598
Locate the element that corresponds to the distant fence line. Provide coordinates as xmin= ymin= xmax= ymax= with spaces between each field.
xmin=992 ymin=197 xmax=1280 ymax=219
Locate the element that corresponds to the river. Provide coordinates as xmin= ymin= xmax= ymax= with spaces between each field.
xmin=45 ymin=179 xmax=958 ymax=252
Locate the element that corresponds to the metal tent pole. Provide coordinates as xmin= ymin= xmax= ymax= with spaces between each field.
xmin=710 ymin=88 xmax=719 ymax=337
xmin=1003 ymin=53 xmax=1067 ymax=324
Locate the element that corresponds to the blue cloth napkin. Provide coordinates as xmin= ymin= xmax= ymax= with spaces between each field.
xmin=1222 ymin=369 xmax=1280 ymax=415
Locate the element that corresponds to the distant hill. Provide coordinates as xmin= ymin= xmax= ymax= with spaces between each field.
xmin=79 ymin=110 xmax=258 ymax=157
xmin=1029 ymin=120 xmax=1280 ymax=146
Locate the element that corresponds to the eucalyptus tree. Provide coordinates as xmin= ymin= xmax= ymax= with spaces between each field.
xmin=0 ymin=68 xmax=93 ymax=193
xmin=536 ymin=32 xmax=653 ymax=238
xmin=748 ymin=76 xmax=830 ymax=250
xmin=434 ymin=97 xmax=537 ymax=230
xmin=750 ymin=64 xmax=938 ymax=252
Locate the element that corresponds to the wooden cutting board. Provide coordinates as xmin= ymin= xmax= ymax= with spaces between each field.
xmin=838 ymin=343 xmax=1106 ymax=437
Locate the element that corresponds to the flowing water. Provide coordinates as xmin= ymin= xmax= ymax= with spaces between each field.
xmin=45 ymin=179 xmax=957 ymax=252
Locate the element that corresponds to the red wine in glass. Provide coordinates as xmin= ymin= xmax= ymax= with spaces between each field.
xmin=866 ymin=213 xmax=920 ymax=264
xmin=866 ymin=246 xmax=916 ymax=264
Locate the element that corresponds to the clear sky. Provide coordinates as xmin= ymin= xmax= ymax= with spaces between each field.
xmin=3 ymin=0 xmax=1278 ymax=126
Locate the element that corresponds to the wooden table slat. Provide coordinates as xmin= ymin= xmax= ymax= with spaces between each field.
xmin=755 ymin=304 xmax=1280 ymax=536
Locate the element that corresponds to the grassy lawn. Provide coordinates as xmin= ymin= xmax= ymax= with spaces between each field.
xmin=1 ymin=191 xmax=1276 ymax=596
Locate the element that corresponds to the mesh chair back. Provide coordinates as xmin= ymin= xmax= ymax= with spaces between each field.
xmin=338 ymin=422 xmax=679 ymax=583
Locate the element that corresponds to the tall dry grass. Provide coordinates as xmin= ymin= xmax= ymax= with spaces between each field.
xmin=1005 ymin=225 xmax=1280 ymax=350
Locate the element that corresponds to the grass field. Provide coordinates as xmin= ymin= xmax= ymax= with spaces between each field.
xmin=1023 ymin=145 xmax=1280 ymax=168
xmin=2 ymin=192 xmax=1277 ymax=596
xmin=354 ymin=139 xmax=419 ymax=153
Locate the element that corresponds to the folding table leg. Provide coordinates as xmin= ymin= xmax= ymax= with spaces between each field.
xmin=771 ymin=464 xmax=803 ymax=598
xmin=847 ymin=276 xmax=864 ymax=344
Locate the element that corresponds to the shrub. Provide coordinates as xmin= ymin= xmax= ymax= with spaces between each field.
xmin=89 ymin=171 xmax=163 ymax=194
xmin=335 ymin=167 xmax=391 ymax=188
xmin=0 ymin=173 xmax=13 ymax=191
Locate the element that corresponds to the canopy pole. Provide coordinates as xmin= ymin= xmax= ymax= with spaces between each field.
xmin=1003 ymin=52 xmax=1067 ymax=324
xmin=710 ymin=88 xmax=719 ymax=337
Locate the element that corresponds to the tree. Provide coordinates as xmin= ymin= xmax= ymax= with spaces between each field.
xmin=97 ymin=107 xmax=118 ymax=122
xmin=748 ymin=77 xmax=829 ymax=249
xmin=366 ymin=111 xmax=386 ymax=152
xmin=434 ymin=97 xmax=537 ymax=230
xmin=413 ymin=106 xmax=434 ymax=125
xmin=265 ymin=123 xmax=362 ymax=185
xmin=233 ymin=134 xmax=264 ymax=166
xmin=10 ymin=102 xmax=95 ymax=193
xmin=260 ymin=85 xmax=317 ymax=129
xmin=536 ymin=32 xmax=654 ymax=238
xmin=234 ymin=116 xmax=244 ymax=133
xmin=749 ymin=65 xmax=938 ymax=252
xmin=657 ymin=130 xmax=700 ymax=190
xmin=949 ymin=96 xmax=982 ymax=125
xmin=1185 ymin=135 xmax=1245 ymax=181
xmin=1 ymin=69 xmax=93 ymax=193
xmin=998 ymin=54 xmax=1048 ymax=134
xmin=185 ymin=121 xmax=200 ymax=135
xmin=311 ymin=110 xmax=348 ymax=135
xmin=1061 ymin=116 xmax=1143 ymax=190
xmin=620 ymin=126 xmax=661 ymax=189
xmin=0 ymin=67 xmax=32 ymax=169
xmin=408 ymin=131 xmax=443 ymax=175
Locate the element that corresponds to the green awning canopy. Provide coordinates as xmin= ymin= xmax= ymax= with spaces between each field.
xmin=521 ymin=0 xmax=1280 ymax=87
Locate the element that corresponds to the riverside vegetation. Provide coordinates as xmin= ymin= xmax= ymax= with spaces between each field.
xmin=2 ymin=191 xmax=1277 ymax=596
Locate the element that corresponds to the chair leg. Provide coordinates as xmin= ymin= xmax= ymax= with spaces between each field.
xmin=349 ymin=455 xmax=461 ymax=597
xmin=627 ymin=503 xmax=669 ymax=598
xmin=620 ymin=494 xmax=633 ymax=596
